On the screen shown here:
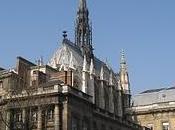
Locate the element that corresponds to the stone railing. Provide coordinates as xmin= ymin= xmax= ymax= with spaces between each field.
xmin=132 ymin=101 xmax=175 ymax=113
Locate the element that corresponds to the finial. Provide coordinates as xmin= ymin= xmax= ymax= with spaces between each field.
xmin=35 ymin=56 xmax=44 ymax=66
xmin=63 ymin=31 xmax=67 ymax=39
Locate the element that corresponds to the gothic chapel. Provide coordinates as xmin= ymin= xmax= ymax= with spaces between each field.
xmin=0 ymin=0 xmax=146 ymax=130
xmin=49 ymin=0 xmax=131 ymax=116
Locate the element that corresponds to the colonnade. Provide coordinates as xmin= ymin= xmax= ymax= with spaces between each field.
xmin=6 ymin=104 xmax=60 ymax=130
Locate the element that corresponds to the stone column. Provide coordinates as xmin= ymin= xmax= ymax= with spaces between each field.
xmin=37 ymin=107 xmax=42 ymax=130
xmin=54 ymin=104 xmax=59 ymax=130
xmin=82 ymin=55 xmax=88 ymax=93
xmin=117 ymin=90 xmax=123 ymax=117
xmin=22 ymin=109 xmax=26 ymax=124
xmin=109 ymin=86 xmax=114 ymax=113
xmin=99 ymin=81 xmax=105 ymax=109
xmin=6 ymin=111 xmax=10 ymax=130
xmin=22 ymin=108 xmax=26 ymax=129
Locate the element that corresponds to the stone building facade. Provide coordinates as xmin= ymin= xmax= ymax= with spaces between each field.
xmin=132 ymin=87 xmax=175 ymax=130
xmin=0 ymin=0 xmax=145 ymax=130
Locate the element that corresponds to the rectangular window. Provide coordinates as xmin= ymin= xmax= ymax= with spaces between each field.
xmin=14 ymin=111 xmax=22 ymax=122
xmin=162 ymin=122 xmax=169 ymax=130
xmin=32 ymin=80 xmax=37 ymax=86
xmin=31 ymin=109 xmax=38 ymax=122
xmin=47 ymin=107 xmax=54 ymax=121
xmin=93 ymin=122 xmax=98 ymax=130
xmin=109 ymin=127 xmax=113 ymax=130
xmin=82 ymin=121 xmax=88 ymax=130
xmin=101 ymin=124 xmax=106 ymax=130
xmin=147 ymin=124 xmax=153 ymax=130
xmin=72 ymin=117 xmax=79 ymax=130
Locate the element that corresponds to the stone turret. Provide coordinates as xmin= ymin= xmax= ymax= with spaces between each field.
xmin=119 ymin=50 xmax=131 ymax=115
xmin=120 ymin=50 xmax=130 ymax=94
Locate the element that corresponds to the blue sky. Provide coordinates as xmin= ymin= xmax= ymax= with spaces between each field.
xmin=0 ymin=0 xmax=175 ymax=94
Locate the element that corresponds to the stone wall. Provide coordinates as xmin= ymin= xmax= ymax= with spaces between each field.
xmin=134 ymin=110 xmax=175 ymax=130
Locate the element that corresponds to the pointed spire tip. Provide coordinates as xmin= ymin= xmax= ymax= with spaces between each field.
xmin=120 ymin=49 xmax=126 ymax=64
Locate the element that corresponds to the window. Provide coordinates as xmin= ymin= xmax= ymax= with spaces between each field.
xmin=72 ymin=117 xmax=79 ymax=130
xmin=31 ymin=110 xmax=38 ymax=122
xmin=101 ymin=124 xmax=106 ymax=130
xmin=93 ymin=121 xmax=98 ymax=130
xmin=109 ymin=127 xmax=113 ymax=130
xmin=162 ymin=122 xmax=169 ymax=130
xmin=147 ymin=124 xmax=153 ymax=130
xmin=82 ymin=121 xmax=88 ymax=130
xmin=0 ymin=81 xmax=3 ymax=89
xmin=47 ymin=107 xmax=54 ymax=121
xmin=14 ymin=111 xmax=22 ymax=122
xmin=32 ymin=80 xmax=37 ymax=86
xmin=33 ymin=71 xmax=37 ymax=74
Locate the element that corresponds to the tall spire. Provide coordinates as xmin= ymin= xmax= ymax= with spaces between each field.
xmin=119 ymin=50 xmax=131 ymax=110
xmin=119 ymin=50 xmax=130 ymax=93
xmin=79 ymin=0 xmax=87 ymax=10
xmin=75 ymin=0 xmax=93 ymax=61
xmin=120 ymin=49 xmax=127 ymax=71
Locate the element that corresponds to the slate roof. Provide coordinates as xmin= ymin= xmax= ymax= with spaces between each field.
xmin=141 ymin=88 xmax=166 ymax=94
xmin=0 ymin=67 xmax=4 ymax=71
xmin=133 ymin=87 xmax=175 ymax=106
xmin=48 ymin=38 xmax=116 ymax=80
